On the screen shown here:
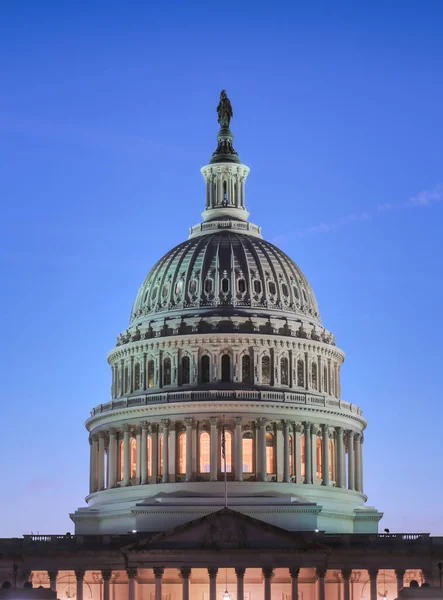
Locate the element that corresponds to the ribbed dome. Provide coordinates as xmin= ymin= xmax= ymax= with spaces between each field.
xmin=130 ymin=231 xmax=321 ymax=325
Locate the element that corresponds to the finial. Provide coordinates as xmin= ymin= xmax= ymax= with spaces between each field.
xmin=210 ymin=90 xmax=240 ymax=164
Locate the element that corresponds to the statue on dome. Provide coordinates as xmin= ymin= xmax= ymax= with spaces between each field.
xmin=217 ymin=90 xmax=233 ymax=128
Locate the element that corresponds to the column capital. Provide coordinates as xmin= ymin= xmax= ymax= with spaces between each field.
xmin=180 ymin=568 xmax=191 ymax=580
xmin=235 ymin=417 xmax=243 ymax=425
xmin=209 ymin=417 xmax=218 ymax=426
xmin=262 ymin=567 xmax=274 ymax=580
xmin=321 ymin=424 xmax=330 ymax=439
xmin=153 ymin=567 xmax=164 ymax=578
xmin=346 ymin=429 xmax=355 ymax=441
xmin=208 ymin=567 xmax=218 ymax=579
xmin=161 ymin=419 xmax=170 ymax=428
xmin=256 ymin=418 xmax=267 ymax=427
xmin=184 ymin=417 xmax=195 ymax=427
xmin=235 ymin=567 xmax=246 ymax=578
xmin=141 ymin=421 xmax=150 ymax=431
xmin=48 ymin=571 xmax=58 ymax=579
xmin=75 ymin=570 xmax=85 ymax=581
xmin=368 ymin=568 xmax=378 ymax=580
xmin=150 ymin=423 xmax=159 ymax=434
xmin=123 ymin=424 xmax=132 ymax=433
xmin=294 ymin=422 xmax=303 ymax=433
xmin=341 ymin=569 xmax=352 ymax=581
xmin=101 ymin=570 xmax=112 ymax=582
xmin=289 ymin=567 xmax=300 ymax=579
xmin=354 ymin=432 xmax=362 ymax=442
xmin=108 ymin=428 xmax=117 ymax=436
xmin=126 ymin=569 xmax=138 ymax=580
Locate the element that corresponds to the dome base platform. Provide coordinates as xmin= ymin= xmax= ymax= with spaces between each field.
xmin=70 ymin=482 xmax=382 ymax=535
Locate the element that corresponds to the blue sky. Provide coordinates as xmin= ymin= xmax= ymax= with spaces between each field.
xmin=0 ymin=1 xmax=442 ymax=536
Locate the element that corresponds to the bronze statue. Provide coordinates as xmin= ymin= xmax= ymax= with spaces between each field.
xmin=217 ymin=90 xmax=233 ymax=128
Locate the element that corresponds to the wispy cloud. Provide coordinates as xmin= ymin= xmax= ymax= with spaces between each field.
xmin=296 ymin=184 xmax=443 ymax=237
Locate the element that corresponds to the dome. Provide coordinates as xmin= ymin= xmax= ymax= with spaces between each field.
xmin=130 ymin=231 xmax=321 ymax=326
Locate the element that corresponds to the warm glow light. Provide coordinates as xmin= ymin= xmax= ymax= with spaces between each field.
xmin=223 ymin=591 xmax=231 ymax=600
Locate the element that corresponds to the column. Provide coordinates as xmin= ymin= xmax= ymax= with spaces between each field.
xmin=290 ymin=568 xmax=300 ymax=600
xmin=311 ymin=424 xmax=317 ymax=483
xmin=185 ymin=418 xmax=193 ymax=482
xmin=368 ymin=569 xmax=378 ymax=600
xmin=316 ymin=568 xmax=326 ymax=600
xmin=153 ymin=567 xmax=164 ymax=600
xmin=48 ymin=571 xmax=57 ymax=593
xmin=262 ymin=568 xmax=273 ymax=600
xmin=141 ymin=422 xmax=148 ymax=484
xmin=98 ymin=432 xmax=105 ymax=490
xmin=342 ymin=569 xmax=351 ymax=600
xmin=304 ymin=351 xmax=309 ymax=391
xmin=241 ymin=176 xmax=246 ymax=207
xmin=321 ymin=425 xmax=330 ymax=486
xmin=169 ymin=421 xmax=176 ymax=482
xmin=89 ymin=436 xmax=98 ymax=494
xmin=151 ymin=424 xmax=158 ymax=482
xmin=354 ymin=433 xmax=362 ymax=492
xmin=235 ymin=417 xmax=243 ymax=482
xmin=162 ymin=419 xmax=170 ymax=483
xmin=283 ymin=420 xmax=290 ymax=483
xmin=191 ymin=419 xmax=197 ymax=479
xmin=75 ymin=570 xmax=85 ymax=600
xmin=102 ymin=570 xmax=112 ymax=600
xmin=295 ymin=424 xmax=302 ymax=483
xmin=335 ymin=427 xmax=344 ymax=488
xmin=210 ymin=418 xmax=218 ymax=482
xmin=276 ymin=422 xmax=284 ymax=481
xmin=327 ymin=358 xmax=332 ymax=395
xmin=208 ymin=568 xmax=218 ymax=600
xmin=123 ymin=425 xmax=131 ymax=486
xmin=180 ymin=568 xmax=191 ymax=600
xmin=304 ymin=422 xmax=312 ymax=484
xmin=257 ymin=418 xmax=267 ymax=482
xmin=127 ymin=569 xmax=137 ymax=600
xmin=108 ymin=429 xmax=117 ymax=488
xmin=395 ymin=569 xmax=405 ymax=597
xmin=135 ymin=427 xmax=141 ymax=484
xmin=235 ymin=568 xmax=245 ymax=600
xmin=360 ymin=434 xmax=364 ymax=492
xmin=347 ymin=431 xmax=355 ymax=490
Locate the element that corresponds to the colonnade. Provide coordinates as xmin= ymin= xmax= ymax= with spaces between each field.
xmin=89 ymin=418 xmax=364 ymax=495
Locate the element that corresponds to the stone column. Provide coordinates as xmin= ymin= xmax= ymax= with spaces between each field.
xmin=304 ymin=351 xmax=309 ymax=391
xmin=295 ymin=423 xmax=302 ymax=483
xmin=235 ymin=568 xmax=245 ymax=600
xmin=283 ymin=420 xmax=291 ymax=482
xmin=335 ymin=427 xmax=344 ymax=488
xmin=123 ymin=425 xmax=131 ymax=486
xmin=360 ymin=434 xmax=364 ymax=492
xmin=208 ymin=568 xmax=218 ymax=600
xmin=191 ymin=419 xmax=197 ymax=479
xmin=327 ymin=358 xmax=332 ymax=395
xmin=257 ymin=418 xmax=267 ymax=481
xmin=347 ymin=431 xmax=355 ymax=490
xmin=304 ymin=422 xmax=312 ymax=484
xmin=289 ymin=568 xmax=300 ymax=600
xmin=185 ymin=418 xmax=193 ymax=482
xmin=98 ymin=432 xmax=105 ymax=490
xmin=235 ymin=417 xmax=243 ymax=482
xmin=316 ymin=568 xmax=326 ymax=600
xmin=102 ymin=570 xmax=112 ymax=600
xmin=154 ymin=567 xmax=164 ymax=600
xmin=210 ymin=417 xmax=218 ymax=482
xmin=395 ymin=569 xmax=405 ymax=597
xmin=161 ymin=419 xmax=170 ymax=483
xmin=135 ymin=427 xmax=141 ymax=484
xmin=75 ymin=570 xmax=85 ymax=600
xmin=342 ymin=569 xmax=351 ymax=600
xmin=108 ymin=429 xmax=117 ymax=488
xmin=151 ymin=424 xmax=158 ymax=483
xmin=168 ymin=421 xmax=176 ymax=482
xmin=321 ymin=425 xmax=330 ymax=486
xmin=127 ymin=569 xmax=137 ymax=600
xmin=180 ymin=568 xmax=191 ymax=600
xmin=48 ymin=571 xmax=57 ymax=592
xmin=368 ymin=569 xmax=378 ymax=600
xmin=311 ymin=424 xmax=318 ymax=482
xmin=262 ymin=568 xmax=274 ymax=600
xmin=141 ymin=422 xmax=148 ymax=484
xmin=354 ymin=433 xmax=362 ymax=492
xmin=89 ymin=436 xmax=98 ymax=493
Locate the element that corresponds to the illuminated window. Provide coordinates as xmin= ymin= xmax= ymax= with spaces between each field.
xmin=316 ymin=438 xmax=322 ymax=479
xmin=266 ymin=432 xmax=274 ymax=474
xmin=163 ymin=357 xmax=171 ymax=386
xmin=119 ymin=440 xmax=124 ymax=481
xmin=147 ymin=435 xmax=152 ymax=477
xmin=289 ymin=435 xmax=293 ymax=476
xmin=312 ymin=362 xmax=318 ymax=390
xmin=262 ymin=355 xmax=271 ymax=384
xmin=329 ymin=440 xmax=334 ymax=480
xmin=178 ymin=432 xmax=186 ymax=474
xmin=134 ymin=363 xmax=141 ymax=390
xmin=221 ymin=355 xmax=230 ymax=382
xmin=242 ymin=432 xmax=253 ymax=473
xmin=221 ymin=430 xmax=232 ymax=473
xmin=297 ymin=359 xmax=304 ymax=387
xmin=199 ymin=432 xmax=210 ymax=473
xmin=131 ymin=438 xmax=137 ymax=479
xmin=281 ymin=357 xmax=289 ymax=385
xmin=182 ymin=356 xmax=190 ymax=385
xmin=201 ymin=355 xmax=210 ymax=383
xmin=301 ymin=434 xmax=305 ymax=477
xmin=242 ymin=355 xmax=251 ymax=384
xmin=147 ymin=360 xmax=154 ymax=388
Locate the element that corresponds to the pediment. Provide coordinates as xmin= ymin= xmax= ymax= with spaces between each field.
xmin=127 ymin=508 xmax=324 ymax=552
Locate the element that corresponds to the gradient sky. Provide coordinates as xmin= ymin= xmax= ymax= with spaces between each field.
xmin=0 ymin=1 xmax=442 ymax=537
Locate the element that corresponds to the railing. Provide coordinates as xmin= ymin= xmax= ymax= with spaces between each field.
xmin=321 ymin=533 xmax=430 ymax=545
xmin=90 ymin=390 xmax=363 ymax=418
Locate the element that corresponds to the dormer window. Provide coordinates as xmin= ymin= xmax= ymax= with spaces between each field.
xmin=268 ymin=281 xmax=276 ymax=295
xmin=238 ymin=279 xmax=246 ymax=294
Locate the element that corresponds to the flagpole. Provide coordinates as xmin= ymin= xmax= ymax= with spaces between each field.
xmin=222 ymin=414 xmax=228 ymax=508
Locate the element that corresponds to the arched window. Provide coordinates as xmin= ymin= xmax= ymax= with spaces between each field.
xmin=242 ymin=432 xmax=254 ymax=473
xmin=221 ymin=355 xmax=230 ymax=382
xmin=147 ymin=435 xmax=152 ymax=477
xmin=289 ymin=435 xmax=293 ymax=476
xmin=182 ymin=356 xmax=190 ymax=385
xmin=201 ymin=355 xmax=210 ymax=383
xmin=316 ymin=438 xmax=322 ymax=479
xmin=162 ymin=283 xmax=169 ymax=299
xmin=262 ymin=355 xmax=271 ymax=384
xmin=242 ymin=355 xmax=251 ymax=384
xmin=204 ymin=279 xmax=213 ymax=294
xmin=221 ymin=430 xmax=232 ymax=473
xmin=163 ymin=357 xmax=171 ymax=386
xmin=266 ymin=432 xmax=274 ymax=474
xmin=281 ymin=357 xmax=289 ymax=385
xmin=329 ymin=439 xmax=334 ymax=481
xmin=312 ymin=362 xmax=318 ymax=390
xmin=147 ymin=360 xmax=155 ymax=388
xmin=119 ymin=440 xmax=124 ymax=482
xmin=175 ymin=280 xmax=183 ymax=296
xmin=297 ymin=359 xmax=304 ymax=387
xmin=301 ymin=434 xmax=305 ymax=478
xmin=178 ymin=432 xmax=186 ymax=474
xmin=134 ymin=363 xmax=141 ymax=390
xmin=130 ymin=438 xmax=137 ymax=479
xmin=199 ymin=432 xmax=210 ymax=473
